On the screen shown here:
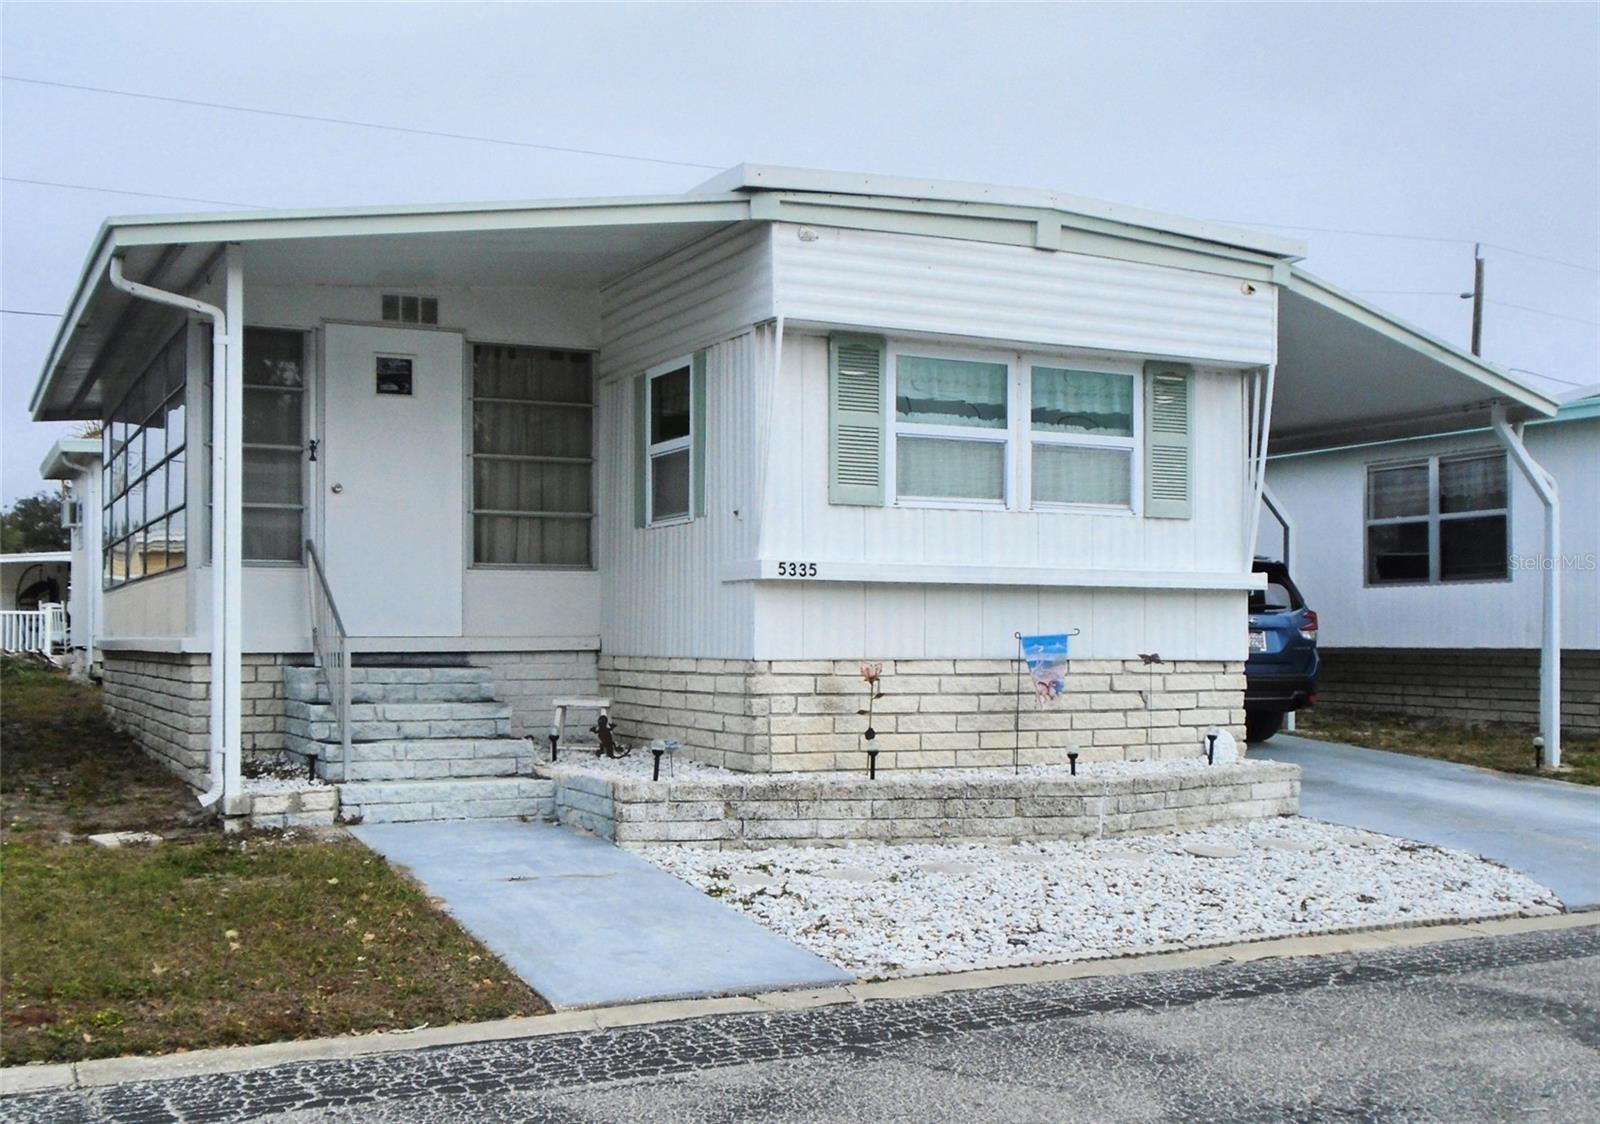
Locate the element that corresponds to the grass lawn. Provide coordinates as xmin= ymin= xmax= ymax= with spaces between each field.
xmin=1293 ymin=708 xmax=1600 ymax=786
xmin=0 ymin=656 xmax=547 ymax=1065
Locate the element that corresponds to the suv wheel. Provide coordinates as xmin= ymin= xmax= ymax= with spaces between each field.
xmin=1245 ymin=711 xmax=1284 ymax=743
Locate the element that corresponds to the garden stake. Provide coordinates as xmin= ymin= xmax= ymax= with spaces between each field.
xmin=652 ymin=747 xmax=664 ymax=781
xmin=1068 ymin=751 xmax=1078 ymax=776
xmin=548 ymin=733 xmax=559 ymax=763
xmin=1206 ymin=732 xmax=1217 ymax=765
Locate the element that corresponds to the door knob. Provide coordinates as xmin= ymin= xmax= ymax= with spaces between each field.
xmin=330 ymin=483 xmax=344 ymax=494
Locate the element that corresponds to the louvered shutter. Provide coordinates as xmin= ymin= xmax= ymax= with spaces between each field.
xmin=691 ymin=350 xmax=707 ymax=518
xmin=1144 ymin=362 xmax=1193 ymax=519
xmin=633 ymin=373 xmax=648 ymax=528
xmin=829 ymin=334 xmax=887 ymax=506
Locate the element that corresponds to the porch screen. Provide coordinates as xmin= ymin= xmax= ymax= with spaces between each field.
xmin=471 ymin=345 xmax=594 ymax=567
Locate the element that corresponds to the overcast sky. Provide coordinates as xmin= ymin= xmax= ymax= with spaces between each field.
xmin=2 ymin=2 xmax=1595 ymax=504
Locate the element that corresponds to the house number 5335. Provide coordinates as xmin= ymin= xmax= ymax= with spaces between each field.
xmin=776 ymin=562 xmax=818 ymax=577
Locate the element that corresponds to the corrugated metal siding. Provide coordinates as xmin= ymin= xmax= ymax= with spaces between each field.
xmin=753 ymin=584 xmax=1246 ymax=661
xmin=1265 ymin=418 xmax=1600 ymax=650
xmin=599 ymin=328 xmax=773 ymax=657
xmin=774 ymin=224 xmax=1276 ymax=366
xmin=599 ymin=224 xmax=774 ymax=381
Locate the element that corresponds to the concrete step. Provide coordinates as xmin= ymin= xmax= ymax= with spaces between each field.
xmin=286 ymin=709 xmax=514 ymax=745
xmin=291 ymin=736 xmax=541 ymax=782
xmin=337 ymin=777 xmax=554 ymax=824
xmin=284 ymin=666 xmax=497 ymax=705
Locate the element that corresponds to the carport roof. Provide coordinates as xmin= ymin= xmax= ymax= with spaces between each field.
xmin=29 ymin=164 xmax=1560 ymax=446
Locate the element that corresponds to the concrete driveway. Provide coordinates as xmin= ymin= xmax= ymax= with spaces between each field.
xmin=1258 ymin=734 xmax=1600 ymax=908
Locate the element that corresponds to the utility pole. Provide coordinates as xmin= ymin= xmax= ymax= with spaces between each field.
xmin=1464 ymin=242 xmax=1485 ymax=356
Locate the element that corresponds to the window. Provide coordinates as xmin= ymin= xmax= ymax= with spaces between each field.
xmin=471 ymin=345 xmax=594 ymax=565
xmin=646 ymin=359 xmax=693 ymax=525
xmin=1030 ymin=366 xmax=1135 ymax=507
xmin=381 ymin=293 xmax=438 ymax=325
xmin=103 ymin=327 xmax=187 ymax=588
xmin=242 ymin=329 xmax=308 ymax=562
xmin=893 ymin=354 xmax=1008 ymax=502
xmin=1366 ymin=452 xmax=1508 ymax=585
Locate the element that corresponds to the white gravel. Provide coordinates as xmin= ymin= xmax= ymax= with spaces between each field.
xmin=640 ymin=817 xmax=1562 ymax=978
xmin=240 ymin=773 xmax=330 ymax=795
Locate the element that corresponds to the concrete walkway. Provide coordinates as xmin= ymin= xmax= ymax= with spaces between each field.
xmin=1258 ymin=735 xmax=1600 ymax=908
xmin=351 ymin=820 xmax=852 ymax=1008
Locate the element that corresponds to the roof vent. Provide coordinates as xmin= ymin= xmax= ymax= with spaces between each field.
xmin=381 ymin=294 xmax=438 ymax=326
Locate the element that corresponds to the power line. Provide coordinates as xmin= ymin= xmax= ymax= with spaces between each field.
xmin=1485 ymin=299 xmax=1599 ymax=327
xmin=3 ymin=176 xmax=261 ymax=208
xmin=1213 ymin=218 xmax=1598 ymax=275
xmin=1508 ymin=368 xmax=1589 ymax=388
xmin=1 ymin=308 xmax=60 ymax=317
xmin=0 ymin=74 xmax=725 ymax=172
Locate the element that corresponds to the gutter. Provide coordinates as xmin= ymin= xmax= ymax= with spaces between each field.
xmin=1490 ymin=404 xmax=1562 ymax=769
xmin=106 ymin=255 xmax=236 ymax=810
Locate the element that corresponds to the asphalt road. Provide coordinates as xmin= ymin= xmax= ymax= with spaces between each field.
xmin=1258 ymin=734 xmax=1600 ymax=907
xmin=7 ymin=924 xmax=1597 ymax=1123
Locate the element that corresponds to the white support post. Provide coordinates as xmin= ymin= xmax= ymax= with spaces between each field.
xmin=1490 ymin=405 xmax=1561 ymax=769
xmin=1245 ymin=365 xmax=1277 ymax=567
xmin=222 ymin=244 xmax=245 ymax=807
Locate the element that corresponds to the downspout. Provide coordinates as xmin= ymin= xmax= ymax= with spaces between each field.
xmin=1490 ymin=404 xmax=1562 ymax=769
xmin=107 ymin=254 xmax=235 ymax=808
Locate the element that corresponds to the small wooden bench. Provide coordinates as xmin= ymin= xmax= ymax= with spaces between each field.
xmin=548 ymin=696 xmax=612 ymax=750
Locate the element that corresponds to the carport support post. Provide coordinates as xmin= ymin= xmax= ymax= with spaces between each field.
xmin=1491 ymin=405 xmax=1561 ymax=769
xmin=222 ymin=244 xmax=245 ymax=807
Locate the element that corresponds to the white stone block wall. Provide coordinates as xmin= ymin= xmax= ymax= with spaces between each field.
xmin=599 ymin=657 xmax=1247 ymax=775
xmin=473 ymin=650 xmax=600 ymax=739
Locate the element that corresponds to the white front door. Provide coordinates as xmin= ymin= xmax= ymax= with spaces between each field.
xmin=322 ymin=323 xmax=464 ymax=637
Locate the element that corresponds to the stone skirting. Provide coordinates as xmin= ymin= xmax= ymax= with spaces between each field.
xmin=1317 ymin=647 xmax=1600 ymax=735
xmin=540 ymin=760 xmax=1300 ymax=849
xmin=599 ymin=657 xmax=1247 ymax=774
xmin=101 ymin=652 xmax=306 ymax=787
xmin=231 ymin=786 xmax=340 ymax=832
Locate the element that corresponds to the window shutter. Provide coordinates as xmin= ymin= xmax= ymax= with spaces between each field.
xmin=633 ymin=373 xmax=648 ymax=528
xmin=1144 ymin=362 xmax=1193 ymax=519
xmin=691 ymin=350 xmax=708 ymax=518
xmin=828 ymin=334 xmax=887 ymax=506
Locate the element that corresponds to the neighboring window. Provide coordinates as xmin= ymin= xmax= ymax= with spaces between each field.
xmin=1366 ymin=452 xmax=1508 ymax=584
xmin=893 ymin=354 xmax=1008 ymax=502
xmin=103 ymin=326 xmax=187 ymax=588
xmin=381 ymin=293 xmax=438 ymax=325
xmin=242 ymin=328 xmax=308 ymax=562
xmin=1030 ymin=366 xmax=1135 ymax=507
xmin=646 ymin=360 xmax=693 ymax=525
xmin=472 ymin=344 xmax=594 ymax=565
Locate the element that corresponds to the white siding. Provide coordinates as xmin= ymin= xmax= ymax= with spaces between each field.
xmin=774 ymin=224 xmax=1277 ymax=366
xmin=1263 ymin=417 xmax=1600 ymax=650
xmin=753 ymin=585 xmax=1247 ymax=661
xmin=598 ymin=328 xmax=773 ymax=657
xmin=599 ymin=225 xmax=774 ymax=381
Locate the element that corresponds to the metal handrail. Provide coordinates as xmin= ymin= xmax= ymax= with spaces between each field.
xmin=305 ymin=540 xmax=352 ymax=782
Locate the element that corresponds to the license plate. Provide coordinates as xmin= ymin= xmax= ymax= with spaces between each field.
xmin=1248 ymin=630 xmax=1268 ymax=652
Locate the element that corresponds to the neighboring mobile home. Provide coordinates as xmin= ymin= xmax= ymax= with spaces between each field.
xmin=1263 ymin=386 xmax=1599 ymax=734
xmin=37 ymin=436 xmax=105 ymax=675
xmin=27 ymin=165 xmax=1562 ymax=822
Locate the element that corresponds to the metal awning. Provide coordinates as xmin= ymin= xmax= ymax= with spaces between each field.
xmin=1271 ymin=269 xmax=1559 ymax=453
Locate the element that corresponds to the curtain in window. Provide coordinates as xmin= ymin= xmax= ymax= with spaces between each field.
xmin=895 ymin=356 xmax=1007 ymax=427
xmin=472 ymin=346 xmax=594 ymax=566
xmin=1439 ymin=455 xmax=1506 ymax=513
xmin=897 ymin=436 xmax=1004 ymax=500
xmin=1368 ymin=464 xmax=1429 ymax=518
xmin=1032 ymin=444 xmax=1132 ymax=506
xmin=1031 ymin=368 xmax=1133 ymax=436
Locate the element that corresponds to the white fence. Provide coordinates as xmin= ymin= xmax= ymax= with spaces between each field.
xmin=1 ymin=604 xmax=67 ymax=655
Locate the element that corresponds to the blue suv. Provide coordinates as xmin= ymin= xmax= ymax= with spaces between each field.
xmin=1245 ymin=557 xmax=1319 ymax=742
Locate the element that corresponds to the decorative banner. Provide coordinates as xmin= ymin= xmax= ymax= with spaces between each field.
xmin=1020 ymin=633 xmax=1072 ymax=703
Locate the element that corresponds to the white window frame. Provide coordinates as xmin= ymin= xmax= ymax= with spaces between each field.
xmin=645 ymin=355 xmax=694 ymax=528
xmin=238 ymin=326 xmax=311 ymax=567
xmin=1364 ymin=449 xmax=1511 ymax=586
xmin=886 ymin=343 xmax=1015 ymax=510
xmin=1022 ymin=355 xmax=1141 ymax=516
xmin=883 ymin=342 xmax=1145 ymax=515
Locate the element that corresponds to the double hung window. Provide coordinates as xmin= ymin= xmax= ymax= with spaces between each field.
xmin=1366 ymin=451 xmax=1508 ymax=584
xmin=646 ymin=360 xmax=693 ymax=525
